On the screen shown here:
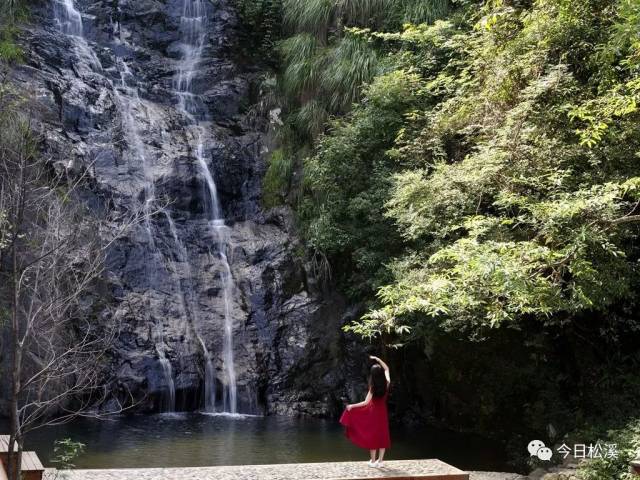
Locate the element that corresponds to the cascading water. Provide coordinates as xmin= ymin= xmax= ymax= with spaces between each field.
xmin=53 ymin=0 xmax=100 ymax=70
xmin=174 ymin=0 xmax=238 ymax=414
xmin=53 ymin=0 xmax=240 ymax=415
xmin=29 ymin=0 xmax=349 ymax=424
xmin=53 ymin=0 xmax=179 ymax=412
xmin=53 ymin=0 xmax=82 ymax=36
xmin=112 ymin=39 xmax=188 ymax=414
xmin=111 ymin=36 xmax=181 ymax=413
xmin=162 ymin=211 xmax=217 ymax=412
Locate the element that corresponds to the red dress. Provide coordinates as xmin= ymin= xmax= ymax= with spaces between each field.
xmin=339 ymin=387 xmax=390 ymax=449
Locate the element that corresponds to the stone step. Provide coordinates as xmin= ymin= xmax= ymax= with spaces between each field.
xmin=53 ymin=459 xmax=469 ymax=480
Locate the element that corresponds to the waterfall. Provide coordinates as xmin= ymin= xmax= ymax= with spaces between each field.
xmin=53 ymin=0 xmax=178 ymax=413
xmin=158 ymin=357 xmax=176 ymax=413
xmin=53 ymin=0 xmax=240 ymax=415
xmin=112 ymin=43 xmax=179 ymax=414
xmin=53 ymin=0 xmax=83 ymax=36
xmin=162 ymin=210 xmax=217 ymax=412
xmin=53 ymin=0 xmax=101 ymax=70
xmin=174 ymin=0 xmax=238 ymax=414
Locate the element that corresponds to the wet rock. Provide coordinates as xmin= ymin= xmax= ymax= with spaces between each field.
xmin=10 ymin=0 xmax=359 ymax=417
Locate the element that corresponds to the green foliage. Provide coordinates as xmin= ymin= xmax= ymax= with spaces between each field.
xmin=283 ymin=0 xmax=334 ymax=36
xmin=233 ymin=0 xmax=282 ymax=60
xmin=333 ymin=0 xmax=640 ymax=340
xmin=0 ymin=34 xmax=22 ymax=63
xmin=398 ymin=0 xmax=450 ymax=24
xmin=569 ymin=0 xmax=640 ymax=146
xmin=278 ymin=31 xmax=379 ymax=117
xmin=271 ymin=0 xmax=640 ymax=453
xmin=0 ymin=0 xmax=29 ymax=23
xmin=293 ymin=99 xmax=329 ymax=138
xmin=299 ymin=69 xmax=425 ymax=295
xmin=323 ymin=35 xmax=379 ymax=110
xmin=50 ymin=439 xmax=85 ymax=470
xmin=266 ymin=0 xmax=452 ymax=202
xmin=263 ymin=148 xmax=294 ymax=207
xmin=337 ymin=0 xmax=387 ymax=26
xmin=0 ymin=0 xmax=27 ymax=64
xmin=279 ymin=33 xmax=325 ymax=100
xmin=579 ymin=419 xmax=640 ymax=480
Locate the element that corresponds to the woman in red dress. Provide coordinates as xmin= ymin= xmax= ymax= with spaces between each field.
xmin=340 ymin=355 xmax=391 ymax=468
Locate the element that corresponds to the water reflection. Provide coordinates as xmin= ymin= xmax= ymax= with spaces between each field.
xmin=19 ymin=414 xmax=507 ymax=471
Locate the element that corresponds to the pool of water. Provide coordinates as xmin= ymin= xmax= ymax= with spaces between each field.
xmin=19 ymin=413 xmax=508 ymax=471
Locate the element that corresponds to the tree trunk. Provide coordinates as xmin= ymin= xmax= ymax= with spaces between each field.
xmin=8 ymin=204 xmax=23 ymax=480
xmin=6 ymin=434 xmax=22 ymax=480
xmin=8 ymin=346 xmax=22 ymax=480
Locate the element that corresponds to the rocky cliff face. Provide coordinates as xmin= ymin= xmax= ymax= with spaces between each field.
xmin=10 ymin=0 xmax=365 ymax=416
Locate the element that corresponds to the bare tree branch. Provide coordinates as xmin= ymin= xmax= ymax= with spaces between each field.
xmin=0 ymin=77 xmax=144 ymax=480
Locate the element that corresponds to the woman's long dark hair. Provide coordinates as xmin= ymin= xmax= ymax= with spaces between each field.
xmin=369 ymin=364 xmax=387 ymax=398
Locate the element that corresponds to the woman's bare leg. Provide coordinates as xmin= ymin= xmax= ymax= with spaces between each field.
xmin=378 ymin=448 xmax=386 ymax=462
xmin=370 ymin=450 xmax=377 ymax=462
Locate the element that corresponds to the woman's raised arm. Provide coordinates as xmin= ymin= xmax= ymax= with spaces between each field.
xmin=370 ymin=355 xmax=391 ymax=383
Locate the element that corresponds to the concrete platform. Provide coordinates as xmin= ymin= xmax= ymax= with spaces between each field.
xmin=469 ymin=473 xmax=526 ymax=480
xmin=51 ymin=459 xmax=469 ymax=480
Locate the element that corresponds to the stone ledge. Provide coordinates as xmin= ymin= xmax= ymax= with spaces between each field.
xmin=469 ymin=472 xmax=528 ymax=480
xmin=50 ymin=459 xmax=469 ymax=480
